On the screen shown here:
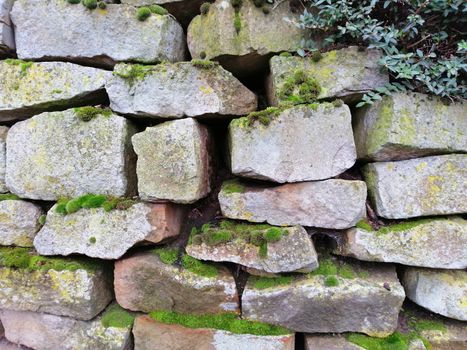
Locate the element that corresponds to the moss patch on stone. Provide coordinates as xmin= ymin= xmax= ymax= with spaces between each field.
xmin=191 ymin=59 xmax=218 ymax=69
xmin=101 ymin=304 xmax=135 ymax=329
xmin=113 ymin=64 xmax=157 ymax=84
xmin=324 ymin=275 xmax=339 ymax=287
xmin=153 ymin=248 xmax=219 ymax=278
xmin=38 ymin=214 xmax=47 ymax=225
xmin=0 ymin=193 xmax=20 ymax=201
xmin=232 ymin=107 xmax=282 ymax=128
xmin=278 ymin=69 xmax=321 ymax=106
xmin=73 ymin=107 xmax=112 ymax=122
xmin=357 ymin=218 xmax=440 ymax=236
xmin=309 ymin=256 xmax=366 ymax=282
xmin=149 ymin=310 xmax=291 ymax=336
xmin=200 ymin=2 xmax=210 ymax=15
xmin=4 ymin=59 xmax=33 ymax=77
xmin=221 ymin=179 xmax=245 ymax=194
xmin=249 ymin=275 xmax=294 ymax=290
xmin=55 ymin=194 xmax=136 ymax=216
xmin=136 ymin=4 xmax=168 ymax=21
xmin=348 ymin=332 xmax=431 ymax=350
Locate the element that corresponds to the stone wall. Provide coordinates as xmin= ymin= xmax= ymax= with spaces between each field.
xmin=0 ymin=1 xmax=466 ymax=350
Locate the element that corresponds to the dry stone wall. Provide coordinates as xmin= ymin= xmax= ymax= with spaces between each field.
xmin=0 ymin=1 xmax=465 ymax=350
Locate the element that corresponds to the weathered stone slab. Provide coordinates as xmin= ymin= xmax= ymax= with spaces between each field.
xmin=187 ymin=221 xmax=318 ymax=274
xmin=0 ymin=126 xmax=7 ymax=193
xmin=354 ymin=93 xmax=467 ymax=161
xmin=6 ymin=108 xmax=136 ymax=201
xmin=188 ymin=0 xmax=307 ymax=76
xmin=219 ymin=179 xmax=367 ymax=229
xmin=107 ymin=62 xmax=257 ymax=118
xmin=11 ymin=0 xmax=185 ymax=67
xmin=335 ymin=217 xmax=467 ymax=269
xmin=0 ymin=0 xmax=15 ymax=56
xmin=305 ymin=335 xmax=363 ymax=350
xmin=34 ymin=202 xmax=184 ymax=259
xmin=0 ymin=248 xmax=112 ymax=320
xmin=114 ymin=250 xmax=239 ymax=314
xmin=0 ymin=337 xmax=32 ymax=350
xmin=363 ymin=154 xmax=467 ymax=219
xmin=132 ymin=118 xmax=211 ymax=204
xmin=133 ymin=314 xmax=294 ymax=350
xmin=0 ymin=305 xmax=133 ymax=350
xmin=267 ymin=47 xmax=388 ymax=105
xmin=242 ymin=258 xmax=405 ymax=336
xmin=0 ymin=199 xmax=43 ymax=247
xmin=229 ymin=103 xmax=356 ymax=182
xmin=402 ymin=268 xmax=467 ymax=321
xmin=0 ymin=61 xmax=110 ymax=121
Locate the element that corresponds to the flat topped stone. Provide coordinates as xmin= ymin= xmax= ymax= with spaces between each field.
xmin=6 ymin=108 xmax=136 ymax=201
xmin=0 ymin=199 xmax=43 ymax=247
xmin=219 ymin=179 xmax=367 ymax=229
xmin=0 ymin=305 xmax=133 ymax=350
xmin=0 ymin=0 xmax=15 ymax=55
xmin=114 ymin=249 xmax=239 ymax=314
xmin=107 ymin=62 xmax=257 ymax=118
xmin=354 ymin=92 xmax=467 ymax=161
xmin=11 ymin=0 xmax=186 ymax=67
xmin=0 ymin=247 xmax=112 ymax=320
xmin=267 ymin=47 xmax=388 ymax=105
xmin=188 ymin=0 xmax=307 ymax=76
xmin=0 ymin=126 xmax=8 ymax=192
xmin=0 ymin=60 xmax=110 ymax=121
xmin=229 ymin=103 xmax=356 ymax=183
xmin=34 ymin=201 xmax=184 ymax=259
xmin=335 ymin=217 xmax=467 ymax=269
xmin=363 ymin=154 xmax=467 ymax=219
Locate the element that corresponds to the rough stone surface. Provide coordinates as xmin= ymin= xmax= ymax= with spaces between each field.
xmin=229 ymin=104 xmax=356 ymax=182
xmin=0 ymin=337 xmax=32 ymax=350
xmin=267 ymin=47 xmax=388 ymax=105
xmin=336 ymin=217 xmax=467 ymax=269
xmin=34 ymin=203 xmax=184 ymax=259
xmin=354 ymin=93 xmax=467 ymax=161
xmin=186 ymin=225 xmax=318 ymax=274
xmin=6 ymin=109 xmax=136 ymax=201
xmin=305 ymin=335 xmax=363 ymax=350
xmin=402 ymin=268 xmax=467 ymax=321
xmin=242 ymin=263 xmax=405 ymax=337
xmin=363 ymin=154 xmax=467 ymax=219
xmin=133 ymin=315 xmax=295 ymax=350
xmin=0 ymin=307 xmax=133 ymax=350
xmin=0 ymin=126 xmax=7 ymax=193
xmin=11 ymin=0 xmax=186 ymax=67
xmin=107 ymin=62 xmax=257 ymax=119
xmin=0 ymin=200 xmax=43 ymax=247
xmin=0 ymin=262 xmax=112 ymax=320
xmin=114 ymin=251 xmax=239 ymax=314
xmin=132 ymin=118 xmax=211 ymax=204
xmin=187 ymin=0 xmax=307 ymax=76
xmin=219 ymin=179 xmax=367 ymax=229
xmin=0 ymin=0 xmax=15 ymax=55
xmin=0 ymin=61 xmax=110 ymax=121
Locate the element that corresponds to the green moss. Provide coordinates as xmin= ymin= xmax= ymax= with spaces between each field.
xmin=200 ymin=2 xmax=210 ymax=15
xmin=250 ymin=275 xmax=294 ymax=290
xmin=204 ymin=230 xmax=232 ymax=246
xmin=311 ymin=51 xmax=323 ymax=62
xmin=136 ymin=7 xmax=152 ymax=21
xmin=149 ymin=310 xmax=290 ymax=336
xmin=67 ymin=0 xmax=81 ymax=4
xmin=113 ymin=64 xmax=155 ymax=84
xmin=233 ymin=107 xmax=282 ymax=128
xmin=191 ymin=59 xmax=217 ymax=69
xmin=348 ymin=332 xmax=431 ymax=350
xmin=234 ymin=12 xmax=242 ymax=33
xmin=4 ymin=59 xmax=33 ymax=77
xmin=54 ymin=194 xmax=136 ymax=215
xmin=411 ymin=319 xmax=446 ymax=333
xmin=324 ymin=275 xmax=339 ymax=287
xmin=98 ymin=2 xmax=107 ymax=9
xmin=310 ymin=256 xmax=360 ymax=280
xmin=280 ymin=52 xmax=292 ymax=57
xmin=89 ymin=236 xmax=97 ymax=244
xmin=278 ymin=69 xmax=321 ymax=106
xmin=221 ymin=179 xmax=245 ymax=194
xmin=74 ymin=107 xmax=111 ymax=122
xmin=153 ymin=248 xmax=218 ymax=278
xmin=263 ymin=228 xmax=284 ymax=242
xmin=101 ymin=304 xmax=135 ymax=329
xmin=375 ymin=218 xmax=436 ymax=236
xmin=332 ymin=99 xmax=344 ymax=107
xmin=150 ymin=5 xmax=168 ymax=15
xmin=230 ymin=0 xmax=243 ymax=8
xmin=38 ymin=214 xmax=47 ymax=226
xmin=55 ymin=199 xmax=69 ymax=215
xmin=82 ymin=0 xmax=97 ymax=10
xmin=153 ymin=247 xmax=179 ymax=265
xmin=0 ymin=193 xmax=20 ymax=201
xmin=258 ymin=243 xmax=268 ymax=258
xmin=356 ymin=219 xmax=373 ymax=231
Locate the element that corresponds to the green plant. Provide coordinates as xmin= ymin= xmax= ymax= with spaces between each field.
xmin=263 ymin=228 xmax=284 ymax=242
xmin=54 ymin=194 xmax=136 ymax=215
xmin=38 ymin=214 xmax=47 ymax=226
xmin=250 ymin=275 xmax=294 ymax=289
xmin=101 ymin=304 xmax=135 ymax=328
xmin=66 ymin=0 xmax=81 ymax=4
xmin=4 ymin=59 xmax=33 ymax=77
xmin=221 ymin=179 xmax=245 ymax=194
xmin=153 ymin=248 xmax=179 ymax=265
xmin=150 ymin=5 xmax=168 ymax=15
xmin=98 ymin=1 xmax=106 ymax=9
xmin=0 ymin=193 xmax=20 ymax=201
xmin=153 ymin=248 xmax=218 ymax=278
xmin=89 ymin=236 xmax=97 ymax=244
xmin=82 ymin=0 xmax=98 ymax=10
xmin=73 ymin=107 xmax=111 ymax=122
xmin=191 ymin=59 xmax=217 ymax=69
xmin=113 ymin=64 xmax=155 ymax=84
xmin=324 ymin=275 xmax=339 ymax=287
xmin=136 ymin=7 xmax=152 ymax=21
xmin=278 ymin=69 xmax=321 ymax=105
xmin=200 ymin=2 xmax=211 ymax=15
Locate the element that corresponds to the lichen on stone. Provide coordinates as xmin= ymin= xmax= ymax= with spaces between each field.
xmin=4 ymin=59 xmax=33 ymax=77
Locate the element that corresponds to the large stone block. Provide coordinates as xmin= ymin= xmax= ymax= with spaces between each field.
xmin=0 ymin=61 xmax=110 ymax=121
xmin=114 ymin=250 xmax=239 ymax=314
xmin=0 ymin=126 xmax=7 ymax=192
xmin=0 ymin=199 xmax=43 ymax=247
xmin=363 ymin=154 xmax=467 ymax=219
xmin=0 ymin=248 xmax=112 ymax=320
xmin=267 ymin=47 xmax=388 ymax=105
xmin=305 ymin=335 xmax=363 ymax=350
xmin=354 ymin=93 xmax=467 ymax=161
xmin=219 ymin=179 xmax=367 ymax=229
xmin=335 ymin=217 xmax=467 ymax=269
xmin=187 ymin=0 xmax=307 ymax=76
xmin=0 ymin=0 xmax=15 ymax=56
xmin=132 ymin=118 xmax=211 ymax=204
xmin=228 ymin=103 xmax=356 ymax=182
xmin=107 ymin=62 xmax=257 ymax=119
xmin=6 ymin=108 xmax=136 ymax=201
xmin=34 ymin=202 xmax=184 ymax=259
xmin=10 ymin=0 xmax=185 ymax=67
xmin=0 ymin=337 xmax=32 ymax=350
xmin=0 ymin=305 xmax=133 ymax=350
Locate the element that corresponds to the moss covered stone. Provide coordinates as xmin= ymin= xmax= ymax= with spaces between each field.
xmin=0 ymin=193 xmax=20 ymax=201
xmin=54 ymin=194 xmax=136 ymax=216
xmin=100 ymin=304 xmax=135 ymax=329
xmin=249 ymin=275 xmax=294 ymax=290
xmin=220 ymin=179 xmax=245 ymax=194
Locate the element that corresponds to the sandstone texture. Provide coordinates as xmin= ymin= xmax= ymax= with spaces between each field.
xmin=188 ymin=0 xmax=306 ymax=76
xmin=11 ymin=0 xmax=186 ymax=67
xmin=6 ymin=109 xmax=136 ymax=201
xmin=305 ymin=335 xmax=364 ymax=350
xmin=336 ymin=217 xmax=467 ymax=269
xmin=267 ymin=47 xmax=388 ymax=105
xmin=0 ymin=0 xmax=15 ymax=55
xmin=0 ymin=307 xmax=133 ymax=350
xmin=402 ymin=268 xmax=467 ymax=321
xmin=354 ymin=92 xmax=467 ymax=161
xmin=132 ymin=118 xmax=211 ymax=204
xmin=0 ymin=200 xmax=43 ymax=247
xmin=242 ymin=262 xmax=405 ymax=336
xmin=107 ymin=62 xmax=257 ymax=118
xmin=34 ymin=202 xmax=184 ymax=260
xmin=114 ymin=251 xmax=239 ymax=314
xmin=0 ymin=337 xmax=31 ymax=350
xmin=363 ymin=154 xmax=467 ymax=219
xmin=0 ymin=126 xmax=7 ymax=192
xmin=133 ymin=315 xmax=294 ymax=350
xmin=187 ymin=224 xmax=318 ymax=274
xmin=229 ymin=103 xmax=356 ymax=182
xmin=219 ymin=179 xmax=367 ymax=229
xmin=0 ymin=61 xmax=110 ymax=120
